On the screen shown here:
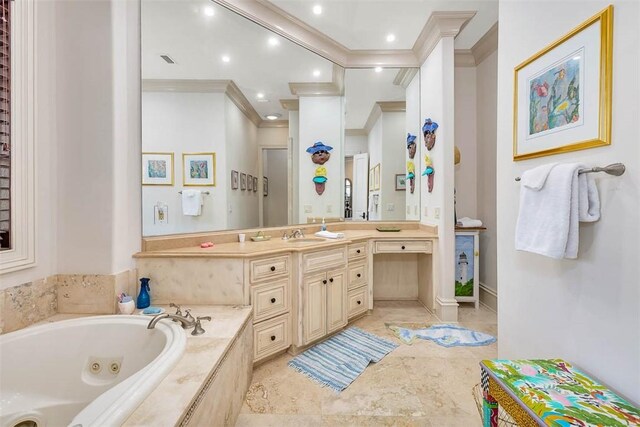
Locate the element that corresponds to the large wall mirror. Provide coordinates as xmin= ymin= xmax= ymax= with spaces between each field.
xmin=141 ymin=0 xmax=420 ymax=236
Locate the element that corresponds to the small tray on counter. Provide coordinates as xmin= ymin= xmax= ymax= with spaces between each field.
xmin=376 ymin=227 xmax=401 ymax=232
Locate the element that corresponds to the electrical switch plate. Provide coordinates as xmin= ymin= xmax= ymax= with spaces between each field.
xmin=304 ymin=205 xmax=312 ymax=213
xmin=154 ymin=203 xmax=168 ymax=225
xmin=326 ymin=204 xmax=333 ymax=213
xmin=435 ymin=207 xmax=441 ymax=219
xmin=387 ymin=203 xmax=394 ymax=211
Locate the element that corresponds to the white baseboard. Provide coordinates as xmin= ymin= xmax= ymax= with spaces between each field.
xmin=479 ymin=283 xmax=497 ymax=313
xmin=435 ymin=296 xmax=459 ymax=322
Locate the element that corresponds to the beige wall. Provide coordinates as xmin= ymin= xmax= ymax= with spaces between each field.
xmin=454 ymin=67 xmax=478 ymax=220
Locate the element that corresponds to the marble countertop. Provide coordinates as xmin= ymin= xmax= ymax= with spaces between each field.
xmin=135 ymin=229 xmax=438 ymax=259
xmin=36 ymin=305 xmax=252 ymax=426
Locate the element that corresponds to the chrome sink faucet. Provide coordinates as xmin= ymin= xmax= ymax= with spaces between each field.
xmin=147 ymin=313 xmax=195 ymax=330
xmin=290 ymin=229 xmax=305 ymax=239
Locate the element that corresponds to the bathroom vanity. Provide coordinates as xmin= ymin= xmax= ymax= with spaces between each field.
xmin=134 ymin=222 xmax=438 ymax=364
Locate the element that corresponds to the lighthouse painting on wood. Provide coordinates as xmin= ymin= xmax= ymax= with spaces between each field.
xmin=455 ymin=235 xmax=475 ymax=297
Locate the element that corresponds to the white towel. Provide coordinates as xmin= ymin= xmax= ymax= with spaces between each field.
xmin=315 ymin=230 xmax=345 ymax=239
xmin=181 ymin=190 xmax=203 ymax=216
xmin=515 ymin=163 xmax=600 ymax=259
xmin=456 ymin=217 xmax=483 ymax=228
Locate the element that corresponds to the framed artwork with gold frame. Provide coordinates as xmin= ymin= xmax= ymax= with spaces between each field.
xmin=183 ymin=152 xmax=216 ymax=186
xmin=373 ymin=163 xmax=381 ymax=190
xmin=142 ymin=152 xmax=174 ymax=186
xmin=369 ymin=168 xmax=375 ymax=192
xmin=513 ymin=6 xmax=613 ymax=161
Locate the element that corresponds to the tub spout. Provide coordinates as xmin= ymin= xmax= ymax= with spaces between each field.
xmin=147 ymin=313 xmax=195 ymax=330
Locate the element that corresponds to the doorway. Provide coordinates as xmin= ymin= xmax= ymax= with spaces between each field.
xmin=262 ymin=148 xmax=289 ymax=227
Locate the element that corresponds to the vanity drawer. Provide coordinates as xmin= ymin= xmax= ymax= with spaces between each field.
xmin=347 ymin=243 xmax=367 ymax=260
xmin=250 ymin=255 xmax=291 ymax=283
xmin=347 ymin=286 xmax=368 ymax=319
xmin=374 ymin=240 xmax=432 ymax=254
xmin=251 ymin=279 xmax=290 ymax=322
xmin=347 ymin=262 xmax=367 ymax=289
xmin=254 ymin=314 xmax=291 ymax=362
xmin=302 ymin=248 xmax=346 ymax=273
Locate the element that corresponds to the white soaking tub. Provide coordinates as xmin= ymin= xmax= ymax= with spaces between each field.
xmin=0 ymin=315 xmax=186 ymax=427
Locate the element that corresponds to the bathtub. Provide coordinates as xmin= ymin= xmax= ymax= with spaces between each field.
xmin=0 ymin=315 xmax=186 ymax=427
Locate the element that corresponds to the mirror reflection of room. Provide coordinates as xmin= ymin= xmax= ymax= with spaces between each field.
xmin=141 ymin=0 xmax=421 ymax=236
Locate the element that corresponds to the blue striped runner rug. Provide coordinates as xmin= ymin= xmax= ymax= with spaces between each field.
xmin=288 ymin=327 xmax=398 ymax=392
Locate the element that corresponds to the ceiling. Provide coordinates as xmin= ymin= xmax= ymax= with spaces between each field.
xmin=142 ymin=0 xmax=497 ymax=127
xmin=268 ymin=0 xmax=498 ymax=50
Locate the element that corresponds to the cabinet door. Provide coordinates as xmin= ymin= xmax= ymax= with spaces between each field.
xmin=302 ymin=272 xmax=327 ymax=345
xmin=326 ymin=268 xmax=347 ymax=334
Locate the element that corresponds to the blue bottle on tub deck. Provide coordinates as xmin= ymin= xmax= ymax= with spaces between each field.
xmin=137 ymin=277 xmax=151 ymax=309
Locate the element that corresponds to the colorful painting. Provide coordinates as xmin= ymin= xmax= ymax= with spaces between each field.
xmin=148 ymin=160 xmax=167 ymax=178
xmin=455 ymin=235 xmax=474 ymax=297
xmin=189 ymin=160 xmax=208 ymax=179
xmin=183 ymin=153 xmax=215 ymax=186
xmin=482 ymin=359 xmax=640 ymax=426
xmin=513 ymin=6 xmax=613 ymax=160
xmin=142 ymin=152 xmax=173 ymax=186
xmin=395 ymin=174 xmax=406 ymax=191
xmin=528 ymin=50 xmax=582 ymax=137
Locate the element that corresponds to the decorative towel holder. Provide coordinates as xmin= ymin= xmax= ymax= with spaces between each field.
xmin=515 ymin=163 xmax=625 ymax=182
xmin=178 ymin=191 xmax=211 ymax=195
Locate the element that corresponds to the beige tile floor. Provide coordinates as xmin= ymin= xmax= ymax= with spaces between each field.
xmin=237 ymin=301 xmax=497 ymax=427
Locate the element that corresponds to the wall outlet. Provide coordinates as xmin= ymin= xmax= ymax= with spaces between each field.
xmin=326 ymin=204 xmax=333 ymax=213
xmin=304 ymin=205 xmax=312 ymax=213
xmin=434 ymin=207 xmax=441 ymax=219
xmin=387 ymin=203 xmax=394 ymax=211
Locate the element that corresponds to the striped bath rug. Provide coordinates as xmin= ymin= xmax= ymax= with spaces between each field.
xmin=288 ymin=327 xmax=398 ymax=392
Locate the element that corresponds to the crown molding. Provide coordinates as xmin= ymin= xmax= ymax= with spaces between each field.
xmin=345 ymin=129 xmax=367 ymax=137
xmin=280 ymin=99 xmax=299 ymax=111
xmin=454 ymin=49 xmax=476 ymax=67
xmin=393 ymin=68 xmax=419 ymax=88
xmin=471 ymin=22 xmax=498 ymax=65
xmin=142 ymin=79 xmax=263 ymax=127
xmin=289 ymin=64 xmax=344 ymax=96
xmin=363 ymin=101 xmax=406 ymax=134
xmin=212 ymin=0 xmax=474 ymax=68
xmin=259 ymin=120 xmax=289 ymax=128
xmin=412 ymin=11 xmax=477 ymax=64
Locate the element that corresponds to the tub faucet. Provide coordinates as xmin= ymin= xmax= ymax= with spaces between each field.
xmin=147 ymin=313 xmax=195 ymax=330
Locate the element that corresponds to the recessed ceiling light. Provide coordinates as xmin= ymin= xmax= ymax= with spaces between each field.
xmin=312 ymin=4 xmax=322 ymax=15
xmin=374 ymin=66 xmax=383 ymax=73
xmin=313 ymin=69 xmax=321 ymax=77
xmin=257 ymin=92 xmax=265 ymax=99
xmin=203 ymin=6 xmax=215 ymax=17
xmin=268 ymin=36 xmax=279 ymax=46
xmin=221 ymin=55 xmax=230 ymax=63
xmin=265 ymin=113 xmax=281 ymax=120
xmin=386 ymin=34 xmax=396 ymax=42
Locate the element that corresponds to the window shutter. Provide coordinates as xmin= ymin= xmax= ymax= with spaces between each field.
xmin=0 ymin=0 xmax=10 ymax=249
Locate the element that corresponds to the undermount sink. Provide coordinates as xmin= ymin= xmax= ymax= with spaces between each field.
xmin=286 ymin=237 xmax=326 ymax=243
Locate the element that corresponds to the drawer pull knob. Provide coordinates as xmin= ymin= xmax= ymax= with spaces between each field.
xmin=270 ymin=297 xmax=276 ymax=303
xmin=323 ymin=280 xmax=327 ymax=284
xmin=270 ymin=335 xmax=276 ymax=341
xmin=329 ymin=278 xmax=334 ymax=283
xmin=401 ymin=245 xmax=406 ymax=250
xmin=357 ymin=273 xmax=361 ymax=278
xmin=270 ymin=266 xmax=276 ymax=272
xmin=356 ymin=249 xmax=361 ymax=254
xmin=357 ymin=300 xmax=361 ymax=304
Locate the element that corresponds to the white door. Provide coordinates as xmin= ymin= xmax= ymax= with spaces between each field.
xmin=352 ymin=153 xmax=369 ymax=221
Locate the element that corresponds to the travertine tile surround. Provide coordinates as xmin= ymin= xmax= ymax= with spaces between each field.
xmin=0 ymin=270 xmax=137 ymax=334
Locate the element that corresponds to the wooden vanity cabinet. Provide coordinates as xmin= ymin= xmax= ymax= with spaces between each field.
xmin=301 ymin=268 xmax=347 ymax=344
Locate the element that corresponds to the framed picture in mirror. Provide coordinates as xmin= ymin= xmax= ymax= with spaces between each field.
xmin=253 ymin=177 xmax=258 ymax=192
xmin=395 ymin=174 xmax=406 ymax=191
xmin=142 ymin=152 xmax=174 ymax=186
xmin=183 ymin=153 xmax=215 ymax=186
xmin=369 ymin=168 xmax=375 ymax=192
xmin=263 ymin=177 xmax=268 ymax=196
xmin=240 ymin=173 xmax=247 ymax=190
xmin=247 ymin=174 xmax=253 ymax=191
xmin=374 ymin=164 xmax=381 ymax=190
xmin=231 ymin=170 xmax=239 ymax=190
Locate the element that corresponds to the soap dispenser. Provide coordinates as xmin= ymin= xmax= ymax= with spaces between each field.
xmin=137 ymin=277 xmax=151 ymax=309
xmin=321 ymin=217 xmax=327 ymax=232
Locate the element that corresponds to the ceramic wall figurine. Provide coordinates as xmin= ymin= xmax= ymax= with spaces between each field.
xmin=306 ymin=141 xmax=333 ymax=195
xmin=422 ymin=154 xmax=435 ymax=193
xmin=422 ymin=119 xmax=439 ymax=150
xmin=406 ymin=133 xmax=417 ymax=159
xmin=313 ymin=166 xmax=327 ymax=195
xmin=306 ymin=141 xmax=333 ymax=165
xmin=406 ymin=161 xmax=416 ymax=194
